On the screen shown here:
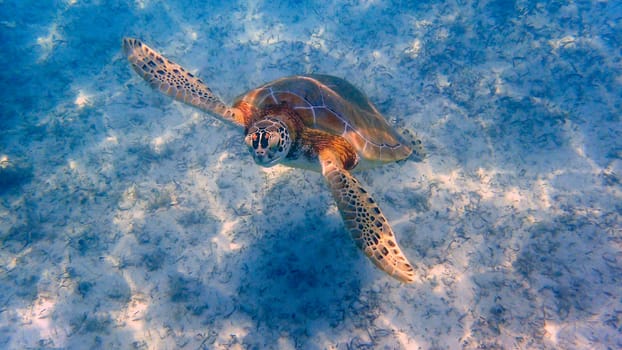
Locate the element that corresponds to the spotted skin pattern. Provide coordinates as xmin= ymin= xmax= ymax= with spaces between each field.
xmin=122 ymin=38 xmax=244 ymax=125
xmin=123 ymin=38 xmax=420 ymax=283
xmin=245 ymin=118 xmax=292 ymax=167
xmin=321 ymin=153 xmax=415 ymax=283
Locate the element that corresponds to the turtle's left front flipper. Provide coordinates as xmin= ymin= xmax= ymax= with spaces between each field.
xmin=320 ymin=151 xmax=417 ymax=283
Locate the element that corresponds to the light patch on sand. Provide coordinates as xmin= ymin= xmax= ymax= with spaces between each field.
xmin=474 ymin=167 xmax=497 ymax=201
xmin=394 ymin=329 xmax=417 ymax=348
xmin=368 ymin=48 xmax=398 ymax=74
xmin=74 ymin=90 xmax=92 ymax=108
xmin=117 ymin=294 xmax=149 ymax=335
xmin=150 ymin=127 xmax=189 ymax=156
xmin=427 ymin=262 xmax=474 ymax=313
xmin=573 ymin=143 xmax=586 ymax=157
xmin=307 ymin=26 xmax=328 ymax=52
xmin=277 ymin=335 xmax=296 ymax=350
xmin=561 ymin=119 xmax=604 ymax=174
xmin=453 ymin=270 xmax=475 ymax=312
xmin=105 ymin=135 xmax=118 ymax=145
xmin=204 ymin=189 xmax=246 ymax=256
xmin=68 ymin=159 xmax=79 ymax=171
xmin=16 ymin=294 xmax=65 ymax=347
xmin=436 ymin=74 xmax=451 ymax=90
xmin=543 ymin=320 xmax=561 ymax=344
xmin=234 ymin=3 xmax=281 ymax=47
xmin=222 ymin=219 xmax=238 ymax=236
xmin=1 ymin=20 xmax=16 ymax=28
xmin=134 ymin=0 xmax=149 ymax=9
xmin=36 ymin=23 xmax=62 ymax=62
xmin=183 ymin=26 xmax=199 ymax=41
xmin=215 ymin=152 xmax=232 ymax=166
xmin=534 ymin=178 xmax=553 ymax=210
xmin=441 ymin=12 xmax=459 ymax=23
xmin=361 ymin=313 xmax=423 ymax=348
xmin=5 ymin=247 xmax=32 ymax=271
xmin=0 ymin=154 xmax=9 ymax=168
xmin=413 ymin=19 xmax=433 ymax=29
xmin=437 ymin=167 xmax=502 ymax=204
xmin=493 ymin=70 xmax=505 ymax=95
xmin=216 ymin=323 xmax=250 ymax=349
xmin=210 ymin=219 xmax=243 ymax=254
xmin=427 ymin=264 xmax=450 ymax=295
xmin=113 ymin=207 xmax=145 ymax=234
xmin=259 ymin=164 xmax=293 ymax=178
xmin=503 ymin=187 xmax=523 ymax=206
xmin=324 ymin=205 xmax=339 ymax=218
xmin=435 ymin=168 xmax=462 ymax=189
xmin=350 ymin=0 xmax=381 ymax=11
xmin=120 ymin=185 xmax=138 ymax=208
xmin=433 ymin=165 xmax=557 ymax=215
xmin=228 ymin=241 xmax=243 ymax=250
xmin=436 ymin=27 xmax=450 ymax=41
xmin=549 ymin=35 xmax=577 ymax=51
xmin=189 ymin=111 xmax=203 ymax=123
xmin=405 ymin=39 xmax=422 ymax=58
xmin=151 ymin=135 xmax=169 ymax=155
xmin=525 ymin=11 xmax=550 ymax=30
xmin=560 ymin=3 xmax=579 ymax=18
xmin=103 ymin=253 xmax=123 ymax=269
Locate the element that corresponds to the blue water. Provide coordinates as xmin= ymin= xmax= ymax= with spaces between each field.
xmin=1 ymin=1 xmax=621 ymax=349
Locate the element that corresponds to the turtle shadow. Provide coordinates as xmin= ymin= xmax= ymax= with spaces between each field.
xmin=231 ymin=170 xmax=373 ymax=345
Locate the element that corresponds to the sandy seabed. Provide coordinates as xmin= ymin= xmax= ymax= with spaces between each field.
xmin=1 ymin=1 xmax=621 ymax=349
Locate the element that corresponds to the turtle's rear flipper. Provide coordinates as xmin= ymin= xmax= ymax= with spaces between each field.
xmin=320 ymin=152 xmax=417 ymax=283
xmin=122 ymin=37 xmax=244 ymax=126
xmin=398 ymin=127 xmax=426 ymax=161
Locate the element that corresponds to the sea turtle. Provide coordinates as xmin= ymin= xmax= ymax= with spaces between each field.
xmin=122 ymin=38 xmax=426 ymax=283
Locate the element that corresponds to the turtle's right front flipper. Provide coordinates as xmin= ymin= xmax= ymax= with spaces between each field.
xmin=319 ymin=150 xmax=417 ymax=283
xmin=122 ymin=37 xmax=245 ymax=126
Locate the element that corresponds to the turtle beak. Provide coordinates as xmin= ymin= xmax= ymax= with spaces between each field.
xmin=252 ymin=150 xmax=279 ymax=167
xmin=254 ymin=149 xmax=267 ymax=162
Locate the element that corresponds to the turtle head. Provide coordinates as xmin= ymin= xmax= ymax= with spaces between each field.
xmin=244 ymin=118 xmax=291 ymax=167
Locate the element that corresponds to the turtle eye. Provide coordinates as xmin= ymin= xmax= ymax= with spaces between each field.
xmin=246 ymin=132 xmax=260 ymax=149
